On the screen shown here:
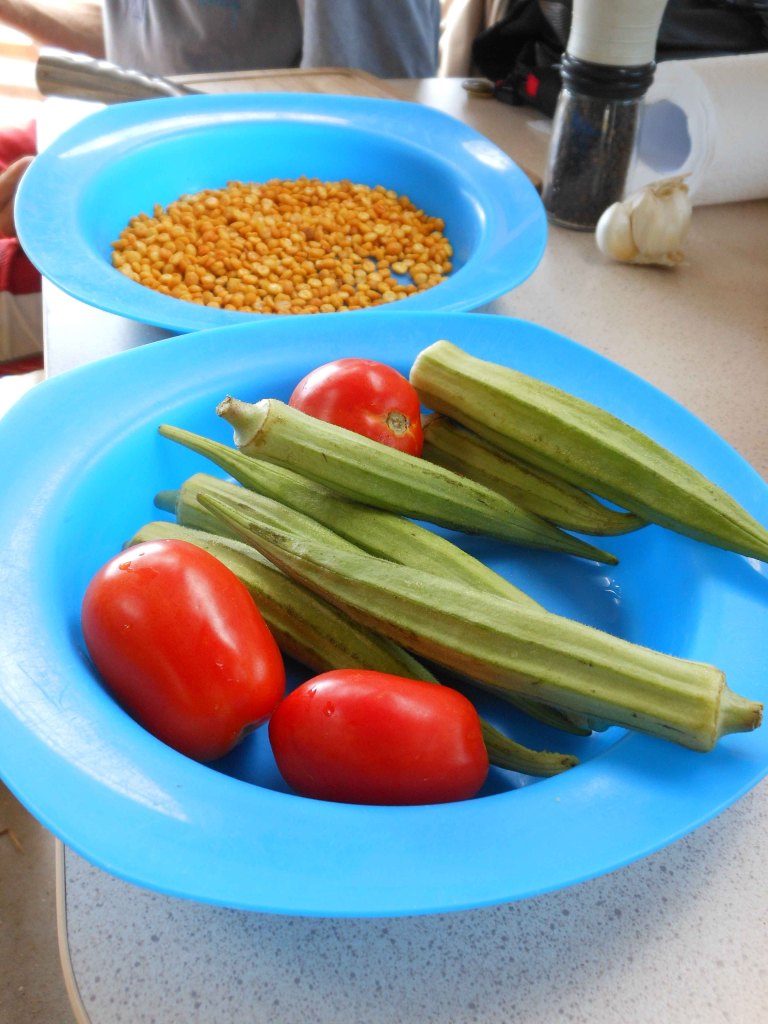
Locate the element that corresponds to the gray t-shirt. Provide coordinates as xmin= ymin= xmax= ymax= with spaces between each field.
xmin=301 ymin=0 xmax=441 ymax=78
xmin=103 ymin=0 xmax=439 ymax=79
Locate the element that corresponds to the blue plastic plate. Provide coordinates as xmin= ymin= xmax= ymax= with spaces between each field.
xmin=1 ymin=311 xmax=767 ymax=917
xmin=15 ymin=92 xmax=546 ymax=332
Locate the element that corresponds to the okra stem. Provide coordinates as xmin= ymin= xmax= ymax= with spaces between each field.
xmin=213 ymin=397 xmax=619 ymax=565
xmin=197 ymin=492 xmax=762 ymax=753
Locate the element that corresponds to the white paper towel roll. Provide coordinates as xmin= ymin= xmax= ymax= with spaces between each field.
xmin=626 ymin=52 xmax=768 ymax=205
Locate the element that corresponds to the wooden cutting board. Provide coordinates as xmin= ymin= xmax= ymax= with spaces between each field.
xmin=174 ymin=66 xmax=400 ymax=98
xmin=172 ymin=67 xmax=541 ymax=190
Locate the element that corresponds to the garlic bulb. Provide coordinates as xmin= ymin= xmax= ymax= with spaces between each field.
xmin=596 ymin=177 xmax=692 ymax=266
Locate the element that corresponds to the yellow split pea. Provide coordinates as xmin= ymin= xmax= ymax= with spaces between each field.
xmin=111 ymin=177 xmax=453 ymax=314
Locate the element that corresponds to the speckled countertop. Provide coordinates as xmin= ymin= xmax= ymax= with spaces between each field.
xmin=40 ymin=79 xmax=768 ymax=1023
xmin=60 ymin=779 xmax=767 ymax=1024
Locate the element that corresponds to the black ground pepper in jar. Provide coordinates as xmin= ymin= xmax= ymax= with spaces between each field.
xmin=542 ymin=55 xmax=656 ymax=231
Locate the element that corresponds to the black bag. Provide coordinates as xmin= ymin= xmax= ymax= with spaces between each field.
xmin=473 ymin=0 xmax=768 ymax=115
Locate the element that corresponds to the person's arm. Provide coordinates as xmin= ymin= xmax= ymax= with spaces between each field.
xmin=0 ymin=1 xmax=105 ymax=57
xmin=0 ymin=157 xmax=33 ymax=238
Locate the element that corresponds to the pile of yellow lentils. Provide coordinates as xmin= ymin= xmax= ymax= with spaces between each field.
xmin=111 ymin=177 xmax=453 ymax=314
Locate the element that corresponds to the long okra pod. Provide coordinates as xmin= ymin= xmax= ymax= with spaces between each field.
xmin=410 ymin=340 xmax=768 ymax=563
xmin=159 ymin=420 xmax=595 ymax=735
xmin=197 ymin=492 xmax=763 ymax=753
xmin=162 ymin=476 xmax=590 ymax=737
xmin=127 ymin=520 xmax=430 ymax=680
xmin=213 ymin=397 xmax=618 ymax=564
xmin=157 ymin=425 xmax=542 ymax=607
xmin=421 ymin=413 xmax=645 ymax=537
xmin=129 ymin=520 xmax=577 ymax=776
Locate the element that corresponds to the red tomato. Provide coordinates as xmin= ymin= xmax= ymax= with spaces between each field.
xmin=288 ymin=357 xmax=424 ymax=456
xmin=81 ymin=539 xmax=285 ymax=762
xmin=268 ymin=669 xmax=488 ymax=805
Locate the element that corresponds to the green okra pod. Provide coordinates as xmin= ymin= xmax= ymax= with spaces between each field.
xmin=160 ymin=471 xmax=592 ymax=737
xmin=129 ymin=519 xmax=577 ymax=776
xmin=157 ymin=425 xmax=542 ymax=607
xmin=410 ymin=340 xmax=768 ymax=563
xmin=197 ymin=491 xmax=763 ymax=753
xmin=162 ymin=474 xmax=590 ymax=738
xmin=126 ymin=520 xmax=436 ymax=683
xmin=477 ymin=719 xmax=578 ymax=776
xmin=213 ymin=397 xmax=619 ymax=564
xmin=422 ymin=413 xmax=646 ymax=537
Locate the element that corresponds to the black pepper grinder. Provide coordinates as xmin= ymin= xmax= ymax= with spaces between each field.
xmin=542 ymin=0 xmax=668 ymax=231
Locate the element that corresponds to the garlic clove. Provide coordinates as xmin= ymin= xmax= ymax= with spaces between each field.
xmin=595 ymin=202 xmax=638 ymax=262
xmin=595 ymin=176 xmax=692 ymax=267
xmin=629 ymin=190 xmax=686 ymax=259
xmin=628 ymin=190 xmax=667 ymax=257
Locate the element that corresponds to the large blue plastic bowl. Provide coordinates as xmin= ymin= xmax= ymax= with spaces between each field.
xmin=1 ymin=311 xmax=767 ymax=917
xmin=15 ymin=93 xmax=546 ymax=332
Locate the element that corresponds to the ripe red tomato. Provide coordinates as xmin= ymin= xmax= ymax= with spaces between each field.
xmin=288 ymin=357 xmax=424 ymax=456
xmin=81 ymin=539 xmax=285 ymax=762
xmin=269 ymin=669 xmax=488 ymax=805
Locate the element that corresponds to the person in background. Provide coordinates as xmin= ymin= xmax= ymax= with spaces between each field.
xmin=0 ymin=0 xmax=441 ymax=366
